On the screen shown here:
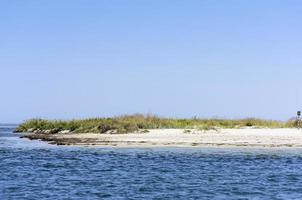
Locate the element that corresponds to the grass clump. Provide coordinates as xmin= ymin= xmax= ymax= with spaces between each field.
xmin=184 ymin=129 xmax=192 ymax=133
xmin=15 ymin=114 xmax=294 ymax=134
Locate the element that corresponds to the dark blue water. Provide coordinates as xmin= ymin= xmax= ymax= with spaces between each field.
xmin=2 ymin=125 xmax=302 ymax=199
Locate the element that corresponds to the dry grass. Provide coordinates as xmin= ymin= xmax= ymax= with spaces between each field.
xmin=15 ymin=114 xmax=295 ymax=134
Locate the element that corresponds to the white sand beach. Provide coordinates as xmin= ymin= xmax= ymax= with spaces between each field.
xmin=29 ymin=128 xmax=302 ymax=148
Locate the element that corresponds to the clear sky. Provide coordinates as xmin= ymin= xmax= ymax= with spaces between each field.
xmin=1 ymin=0 xmax=302 ymax=123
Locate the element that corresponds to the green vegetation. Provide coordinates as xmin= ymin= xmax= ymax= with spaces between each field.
xmin=15 ymin=114 xmax=297 ymax=134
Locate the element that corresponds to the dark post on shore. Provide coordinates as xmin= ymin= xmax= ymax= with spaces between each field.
xmin=297 ymin=111 xmax=301 ymax=129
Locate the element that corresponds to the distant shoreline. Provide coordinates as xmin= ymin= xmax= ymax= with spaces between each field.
xmin=20 ymin=128 xmax=302 ymax=148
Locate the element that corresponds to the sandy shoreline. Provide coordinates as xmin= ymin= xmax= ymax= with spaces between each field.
xmin=19 ymin=128 xmax=302 ymax=148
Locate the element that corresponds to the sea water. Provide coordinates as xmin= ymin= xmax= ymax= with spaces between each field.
xmin=1 ymin=125 xmax=302 ymax=199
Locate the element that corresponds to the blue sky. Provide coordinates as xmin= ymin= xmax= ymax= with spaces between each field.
xmin=1 ymin=0 xmax=302 ymax=123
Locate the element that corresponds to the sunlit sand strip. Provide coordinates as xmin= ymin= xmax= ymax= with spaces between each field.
xmin=21 ymin=128 xmax=302 ymax=148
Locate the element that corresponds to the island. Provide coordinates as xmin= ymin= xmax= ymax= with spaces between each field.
xmin=15 ymin=114 xmax=302 ymax=148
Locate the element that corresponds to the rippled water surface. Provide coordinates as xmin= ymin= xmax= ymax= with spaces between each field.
xmin=2 ymin=125 xmax=302 ymax=199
